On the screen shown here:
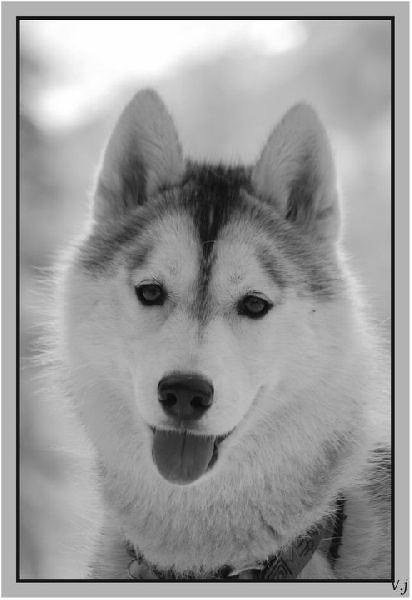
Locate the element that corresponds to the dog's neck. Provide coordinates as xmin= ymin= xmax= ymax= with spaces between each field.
xmin=125 ymin=496 xmax=346 ymax=580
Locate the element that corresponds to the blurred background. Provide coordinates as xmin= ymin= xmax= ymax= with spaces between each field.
xmin=19 ymin=19 xmax=391 ymax=578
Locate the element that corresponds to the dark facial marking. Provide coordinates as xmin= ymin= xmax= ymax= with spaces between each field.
xmin=180 ymin=164 xmax=253 ymax=322
xmin=81 ymin=157 xmax=342 ymax=306
xmin=255 ymin=244 xmax=286 ymax=288
xmin=184 ymin=163 xmax=252 ymax=254
xmin=124 ymin=238 xmax=154 ymax=272
xmin=78 ymin=199 xmax=162 ymax=274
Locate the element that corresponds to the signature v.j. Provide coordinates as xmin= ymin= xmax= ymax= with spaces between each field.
xmin=392 ymin=579 xmax=408 ymax=596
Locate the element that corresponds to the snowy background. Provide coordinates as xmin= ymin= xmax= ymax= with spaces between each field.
xmin=19 ymin=19 xmax=391 ymax=578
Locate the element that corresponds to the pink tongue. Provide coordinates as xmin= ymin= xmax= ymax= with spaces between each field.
xmin=152 ymin=430 xmax=216 ymax=484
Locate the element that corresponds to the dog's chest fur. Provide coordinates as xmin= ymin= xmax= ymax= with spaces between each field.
xmin=99 ymin=423 xmax=356 ymax=574
xmin=92 ymin=435 xmax=390 ymax=579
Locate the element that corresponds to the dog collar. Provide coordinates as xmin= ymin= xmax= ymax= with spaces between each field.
xmin=126 ymin=496 xmax=346 ymax=581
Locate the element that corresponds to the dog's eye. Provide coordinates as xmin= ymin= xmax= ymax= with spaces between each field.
xmin=135 ymin=284 xmax=165 ymax=306
xmin=238 ymin=294 xmax=272 ymax=319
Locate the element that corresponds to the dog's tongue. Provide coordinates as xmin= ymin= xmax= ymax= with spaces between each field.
xmin=152 ymin=429 xmax=215 ymax=484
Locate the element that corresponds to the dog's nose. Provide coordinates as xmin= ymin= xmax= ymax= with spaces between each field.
xmin=158 ymin=374 xmax=214 ymax=422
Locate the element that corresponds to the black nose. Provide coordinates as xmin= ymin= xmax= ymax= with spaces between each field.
xmin=158 ymin=374 xmax=214 ymax=422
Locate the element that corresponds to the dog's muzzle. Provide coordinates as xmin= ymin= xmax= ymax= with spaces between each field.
xmin=151 ymin=373 xmax=230 ymax=485
xmin=157 ymin=373 xmax=214 ymax=422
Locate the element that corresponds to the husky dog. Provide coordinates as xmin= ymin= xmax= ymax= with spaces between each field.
xmin=57 ymin=90 xmax=390 ymax=580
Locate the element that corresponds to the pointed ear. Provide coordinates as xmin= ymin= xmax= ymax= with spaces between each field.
xmin=252 ymin=104 xmax=339 ymax=243
xmin=94 ymin=89 xmax=184 ymax=221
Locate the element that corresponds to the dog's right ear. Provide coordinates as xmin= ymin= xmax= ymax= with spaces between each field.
xmin=93 ymin=89 xmax=184 ymax=222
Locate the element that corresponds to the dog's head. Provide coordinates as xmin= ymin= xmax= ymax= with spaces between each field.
xmin=64 ymin=90 xmax=345 ymax=485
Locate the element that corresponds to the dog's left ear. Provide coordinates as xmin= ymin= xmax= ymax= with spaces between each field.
xmin=252 ymin=104 xmax=339 ymax=243
xmin=94 ymin=89 xmax=184 ymax=221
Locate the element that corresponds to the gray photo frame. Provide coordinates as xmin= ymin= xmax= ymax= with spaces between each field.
xmin=4 ymin=3 xmax=409 ymax=598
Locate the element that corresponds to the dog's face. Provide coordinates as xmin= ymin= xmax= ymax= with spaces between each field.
xmin=64 ymin=91 xmax=343 ymax=485
xmin=125 ymin=212 xmax=279 ymax=433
